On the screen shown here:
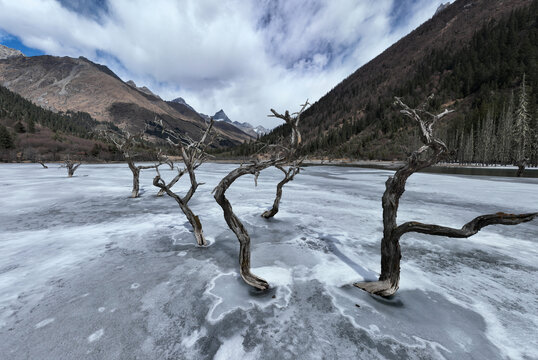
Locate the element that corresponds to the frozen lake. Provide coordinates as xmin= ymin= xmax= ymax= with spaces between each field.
xmin=0 ymin=163 xmax=536 ymax=359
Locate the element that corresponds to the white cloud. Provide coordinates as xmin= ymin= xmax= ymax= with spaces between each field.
xmin=0 ymin=0 xmax=449 ymax=128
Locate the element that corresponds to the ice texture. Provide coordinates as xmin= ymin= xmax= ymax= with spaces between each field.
xmin=0 ymin=163 xmax=536 ymax=359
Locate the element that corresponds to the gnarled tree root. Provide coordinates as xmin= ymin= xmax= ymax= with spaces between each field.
xmin=354 ymin=280 xmax=398 ymax=297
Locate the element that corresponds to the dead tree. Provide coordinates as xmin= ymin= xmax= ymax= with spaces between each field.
xmin=62 ymin=158 xmax=81 ymax=177
xmin=104 ymin=128 xmax=169 ymax=198
xmin=354 ymin=96 xmax=538 ymax=297
xmin=213 ymin=101 xmax=309 ymax=290
xmin=515 ymin=158 xmax=528 ymax=177
xmin=153 ymin=118 xmax=214 ymax=246
xmin=37 ymin=160 xmax=48 ymax=169
xmin=261 ymin=101 xmax=309 ymax=218
xmin=156 ymin=167 xmax=183 ymax=197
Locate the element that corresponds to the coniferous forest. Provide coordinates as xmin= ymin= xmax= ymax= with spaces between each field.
xmin=225 ymin=1 xmax=538 ymax=166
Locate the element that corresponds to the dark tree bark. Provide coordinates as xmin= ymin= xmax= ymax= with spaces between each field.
xmin=261 ymin=165 xmax=300 ymax=218
xmin=261 ymin=101 xmax=309 ymax=218
xmin=515 ymin=159 xmax=527 ymax=177
xmin=127 ymin=158 xmax=165 ymax=198
xmin=37 ymin=160 xmax=48 ymax=169
xmin=156 ymin=168 xmax=184 ymax=197
xmin=213 ymin=101 xmax=309 ymax=290
xmin=213 ymin=158 xmax=284 ymax=290
xmin=153 ymin=118 xmax=214 ymax=246
xmin=354 ymin=96 xmax=538 ymax=297
xmin=63 ymin=159 xmax=81 ymax=177
xmin=103 ymin=127 xmax=169 ymax=198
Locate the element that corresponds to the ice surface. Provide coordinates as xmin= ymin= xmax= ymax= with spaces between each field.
xmin=0 ymin=163 xmax=536 ymax=359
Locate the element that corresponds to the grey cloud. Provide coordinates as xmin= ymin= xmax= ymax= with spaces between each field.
xmin=0 ymin=0 xmax=450 ymax=128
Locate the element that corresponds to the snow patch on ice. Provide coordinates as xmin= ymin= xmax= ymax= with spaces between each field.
xmin=35 ymin=318 xmax=55 ymax=329
xmin=214 ymin=333 xmax=259 ymax=360
xmin=181 ymin=327 xmax=207 ymax=348
xmin=88 ymin=328 xmax=104 ymax=343
xmin=205 ymin=267 xmax=292 ymax=324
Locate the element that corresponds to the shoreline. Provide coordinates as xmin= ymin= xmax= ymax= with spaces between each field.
xmin=3 ymin=159 xmax=537 ymax=178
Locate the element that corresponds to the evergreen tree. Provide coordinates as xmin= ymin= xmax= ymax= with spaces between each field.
xmin=513 ymin=74 xmax=531 ymax=163
xmin=14 ymin=121 xmax=26 ymax=133
xmin=464 ymin=125 xmax=474 ymax=164
xmin=0 ymin=125 xmax=14 ymax=149
xmin=499 ymin=93 xmax=515 ymax=165
xmin=27 ymin=117 xmax=36 ymax=133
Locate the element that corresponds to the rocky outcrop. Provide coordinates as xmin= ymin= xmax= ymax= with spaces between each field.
xmin=0 ymin=44 xmax=24 ymax=60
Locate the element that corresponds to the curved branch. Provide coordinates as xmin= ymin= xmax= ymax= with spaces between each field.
xmin=396 ymin=212 xmax=538 ymax=239
xmin=355 ymin=95 xmax=537 ymax=298
xmin=213 ymin=158 xmax=284 ymax=290
xmin=261 ymin=163 xmax=302 ymax=219
xmin=153 ymin=174 xmax=206 ymax=246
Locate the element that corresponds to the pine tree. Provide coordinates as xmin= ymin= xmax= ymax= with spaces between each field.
xmin=0 ymin=124 xmax=14 ymax=149
xmin=27 ymin=117 xmax=36 ymax=133
xmin=464 ymin=125 xmax=474 ymax=164
xmin=14 ymin=121 xmax=26 ymax=133
xmin=482 ymin=107 xmax=495 ymax=165
xmin=499 ymin=93 xmax=515 ymax=165
xmin=513 ymin=74 xmax=531 ymax=163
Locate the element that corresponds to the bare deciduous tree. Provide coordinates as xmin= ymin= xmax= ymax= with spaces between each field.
xmin=153 ymin=118 xmax=215 ymax=246
xmin=156 ymin=167 xmax=184 ymax=197
xmin=213 ymin=157 xmax=285 ymax=290
xmin=213 ymin=101 xmax=309 ymax=290
xmin=261 ymin=101 xmax=309 ymax=218
xmin=261 ymin=164 xmax=302 ymax=218
xmin=104 ymin=127 xmax=169 ymax=198
xmin=62 ymin=157 xmax=81 ymax=177
xmin=354 ymin=96 xmax=538 ymax=297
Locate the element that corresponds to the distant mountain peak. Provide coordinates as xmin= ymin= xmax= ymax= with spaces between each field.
xmin=172 ymin=97 xmax=187 ymax=105
xmin=213 ymin=109 xmax=231 ymax=123
xmin=211 ymin=109 xmax=268 ymax=137
xmin=434 ymin=2 xmax=451 ymax=15
xmin=0 ymin=44 xmax=24 ymax=60
xmin=125 ymin=80 xmax=161 ymax=100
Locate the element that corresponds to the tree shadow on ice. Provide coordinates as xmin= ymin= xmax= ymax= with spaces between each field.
xmin=320 ymin=234 xmax=378 ymax=281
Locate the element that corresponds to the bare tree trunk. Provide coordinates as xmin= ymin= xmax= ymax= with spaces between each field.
xmin=154 ymin=176 xmax=206 ymax=246
xmin=152 ymin=118 xmax=213 ymax=246
xmin=214 ymin=161 xmax=282 ymax=290
xmin=127 ymin=158 xmax=140 ymax=198
xmin=261 ymin=165 xmax=300 ymax=219
xmin=64 ymin=160 xmax=81 ymax=177
xmin=156 ymin=170 xmax=182 ymax=196
xmin=516 ymin=159 xmax=527 ymax=177
xmin=354 ymin=96 xmax=538 ymax=297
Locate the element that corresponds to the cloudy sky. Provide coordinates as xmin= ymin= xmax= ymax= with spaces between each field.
xmin=0 ymin=0 xmax=450 ymax=128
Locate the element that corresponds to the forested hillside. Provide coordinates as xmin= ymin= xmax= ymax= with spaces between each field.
xmin=227 ymin=0 xmax=537 ymax=165
xmin=0 ymin=85 xmax=120 ymax=161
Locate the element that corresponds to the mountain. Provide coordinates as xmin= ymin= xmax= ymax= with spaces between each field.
xmin=252 ymin=0 xmax=537 ymax=160
xmin=126 ymin=80 xmax=162 ymax=100
xmin=231 ymin=122 xmax=268 ymax=137
xmin=0 ymin=44 xmax=24 ymax=59
xmin=0 ymin=51 xmax=252 ymax=147
xmin=212 ymin=109 xmax=268 ymax=137
xmin=0 ymin=83 xmax=121 ymax=162
xmin=434 ymin=2 xmax=451 ymax=15
xmin=213 ymin=109 xmax=231 ymax=123
xmin=165 ymin=99 xmax=254 ymax=140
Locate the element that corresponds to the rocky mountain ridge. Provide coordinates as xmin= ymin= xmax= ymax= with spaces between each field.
xmin=0 ymin=44 xmax=24 ymax=60
xmin=0 ymin=50 xmax=252 ymax=146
